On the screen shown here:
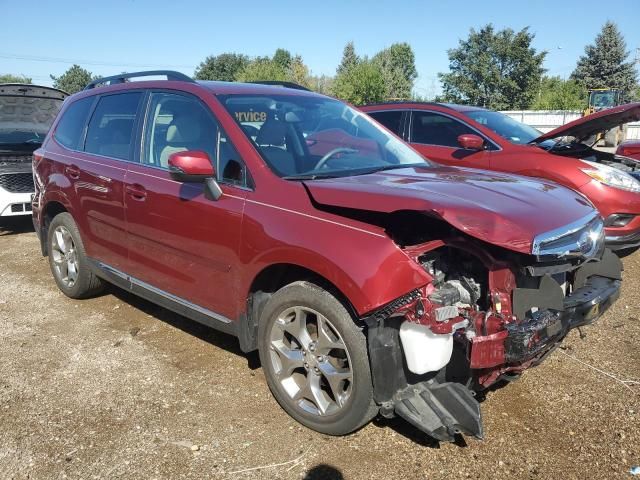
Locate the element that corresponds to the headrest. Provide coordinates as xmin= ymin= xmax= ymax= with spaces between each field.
xmin=166 ymin=115 xmax=201 ymax=143
xmin=256 ymin=120 xmax=287 ymax=146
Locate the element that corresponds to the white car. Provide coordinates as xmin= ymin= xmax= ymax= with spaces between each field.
xmin=0 ymin=84 xmax=67 ymax=217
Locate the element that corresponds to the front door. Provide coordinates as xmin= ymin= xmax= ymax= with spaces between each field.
xmin=408 ymin=110 xmax=492 ymax=169
xmin=123 ymin=91 xmax=248 ymax=320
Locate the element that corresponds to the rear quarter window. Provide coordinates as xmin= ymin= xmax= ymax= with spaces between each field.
xmin=53 ymin=97 xmax=94 ymax=150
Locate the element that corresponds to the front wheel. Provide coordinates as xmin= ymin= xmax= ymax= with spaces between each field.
xmin=258 ymin=281 xmax=377 ymax=435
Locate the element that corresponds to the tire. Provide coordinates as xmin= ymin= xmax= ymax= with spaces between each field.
xmin=47 ymin=212 xmax=104 ymax=299
xmin=258 ymin=281 xmax=378 ymax=435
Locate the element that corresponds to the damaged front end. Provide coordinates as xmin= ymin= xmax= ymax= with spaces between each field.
xmin=363 ymin=213 xmax=622 ymax=442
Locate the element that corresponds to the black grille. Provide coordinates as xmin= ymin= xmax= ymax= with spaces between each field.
xmin=0 ymin=173 xmax=35 ymax=193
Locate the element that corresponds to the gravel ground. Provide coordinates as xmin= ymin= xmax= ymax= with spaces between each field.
xmin=1 ymin=216 xmax=639 ymax=480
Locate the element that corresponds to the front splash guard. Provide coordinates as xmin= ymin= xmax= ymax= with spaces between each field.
xmin=394 ymin=382 xmax=483 ymax=442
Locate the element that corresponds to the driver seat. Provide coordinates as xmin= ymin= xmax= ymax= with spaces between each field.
xmin=255 ymin=120 xmax=296 ymax=175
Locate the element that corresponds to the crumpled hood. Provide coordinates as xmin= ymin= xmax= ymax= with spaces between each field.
xmin=534 ymin=102 xmax=640 ymax=143
xmin=304 ymin=165 xmax=597 ymax=254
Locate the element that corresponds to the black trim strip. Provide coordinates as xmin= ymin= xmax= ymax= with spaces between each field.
xmin=88 ymin=259 xmax=237 ymax=336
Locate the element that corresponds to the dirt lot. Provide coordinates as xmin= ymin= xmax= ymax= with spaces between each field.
xmin=1 ymin=217 xmax=639 ymax=480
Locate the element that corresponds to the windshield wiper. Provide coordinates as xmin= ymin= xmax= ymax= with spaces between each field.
xmin=282 ymin=173 xmax=341 ymax=180
xmin=358 ymin=162 xmax=428 ymax=175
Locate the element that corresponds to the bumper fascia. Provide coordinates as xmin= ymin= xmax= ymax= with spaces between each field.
xmin=470 ymin=275 xmax=620 ymax=384
xmin=605 ymin=230 xmax=640 ymax=250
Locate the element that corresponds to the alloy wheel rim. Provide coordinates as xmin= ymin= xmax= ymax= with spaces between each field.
xmin=269 ymin=306 xmax=353 ymax=417
xmin=51 ymin=226 xmax=79 ymax=288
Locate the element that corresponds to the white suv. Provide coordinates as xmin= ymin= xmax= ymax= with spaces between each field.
xmin=0 ymin=84 xmax=67 ymax=217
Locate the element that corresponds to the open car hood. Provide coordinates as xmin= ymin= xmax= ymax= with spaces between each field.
xmin=534 ymin=102 xmax=640 ymax=143
xmin=0 ymin=84 xmax=68 ymax=135
xmin=303 ymin=166 xmax=596 ymax=255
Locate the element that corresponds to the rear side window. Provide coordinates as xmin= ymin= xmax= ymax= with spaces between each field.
xmin=411 ymin=111 xmax=476 ymax=147
xmin=53 ymin=97 xmax=93 ymax=150
xmin=369 ymin=110 xmax=404 ymax=136
xmin=85 ymin=92 xmax=142 ymax=160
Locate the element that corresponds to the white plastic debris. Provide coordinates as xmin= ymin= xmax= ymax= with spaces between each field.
xmin=630 ymin=466 xmax=640 ymax=476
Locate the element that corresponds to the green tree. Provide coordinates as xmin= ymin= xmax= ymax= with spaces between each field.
xmin=235 ymin=57 xmax=287 ymax=83
xmin=571 ymin=21 xmax=638 ymax=101
xmin=439 ymin=25 xmax=546 ymax=109
xmin=532 ymin=76 xmax=586 ymax=110
xmin=332 ymin=60 xmax=385 ymax=105
xmin=308 ymin=74 xmax=334 ymax=95
xmin=286 ymin=55 xmax=311 ymax=88
xmin=50 ymin=65 xmax=95 ymax=94
xmin=0 ymin=74 xmax=32 ymax=84
xmin=272 ymin=48 xmax=293 ymax=71
xmin=373 ymin=42 xmax=418 ymax=100
xmin=336 ymin=42 xmax=359 ymax=75
xmin=194 ymin=53 xmax=249 ymax=81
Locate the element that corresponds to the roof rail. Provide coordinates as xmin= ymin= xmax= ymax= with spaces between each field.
xmin=249 ymin=80 xmax=311 ymax=91
xmin=84 ymin=70 xmax=194 ymax=90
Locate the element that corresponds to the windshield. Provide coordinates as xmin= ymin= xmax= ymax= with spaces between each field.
xmin=219 ymin=94 xmax=430 ymax=179
xmin=465 ymin=110 xmax=541 ymax=145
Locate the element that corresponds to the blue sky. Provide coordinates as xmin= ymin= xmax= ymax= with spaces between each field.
xmin=1 ymin=0 xmax=638 ymax=96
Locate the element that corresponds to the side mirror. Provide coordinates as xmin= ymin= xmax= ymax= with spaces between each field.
xmin=168 ymin=150 xmax=222 ymax=200
xmin=457 ymin=134 xmax=485 ymax=151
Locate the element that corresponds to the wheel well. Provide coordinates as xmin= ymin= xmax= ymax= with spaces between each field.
xmin=238 ymin=263 xmax=357 ymax=353
xmin=40 ymin=201 xmax=68 ymax=256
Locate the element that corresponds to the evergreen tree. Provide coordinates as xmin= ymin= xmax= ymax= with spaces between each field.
xmin=571 ymin=21 xmax=638 ymax=101
xmin=336 ymin=42 xmax=359 ymax=75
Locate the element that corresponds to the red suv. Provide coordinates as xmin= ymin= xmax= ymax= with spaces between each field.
xmin=362 ymin=102 xmax=640 ymax=253
xmin=34 ymin=72 xmax=621 ymax=442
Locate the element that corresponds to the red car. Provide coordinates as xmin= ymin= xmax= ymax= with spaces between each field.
xmin=33 ymin=71 xmax=621 ymax=442
xmin=617 ymin=139 xmax=640 ymax=162
xmin=362 ymin=102 xmax=640 ymax=253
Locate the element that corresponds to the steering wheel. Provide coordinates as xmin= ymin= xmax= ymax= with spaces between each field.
xmin=313 ymin=147 xmax=358 ymax=170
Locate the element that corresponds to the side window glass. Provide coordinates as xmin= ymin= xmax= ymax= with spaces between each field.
xmin=369 ymin=110 xmax=404 ymax=136
xmin=411 ymin=111 xmax=476 ymax=148
xmin=217 ymin=131 xmax=249 ymax=187
xmin=53 ymin=97 xmax=93 ymax=150
xmin=85 ymin=92 xmax=142 ymax=160
xmin=144 ymin=92 xmax=249 ymax=187
xmin=143 ymin=92 xmax=218 ymax=169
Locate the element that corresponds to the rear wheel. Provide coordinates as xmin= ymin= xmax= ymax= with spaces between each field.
xmin=258 ymin=281 xmax=377 ymax=435
xmin=47 ymin=213 xmax=104 ymax=299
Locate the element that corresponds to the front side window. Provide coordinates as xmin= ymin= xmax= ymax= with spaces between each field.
xmin=53 ymin=97 xmax=93 ymax=150
xmin=85 ymin=92 xmax=142 ymax=160
xmin=219 ymin=94 xmax=429 ymax=179
xmin=410 ymin=111 xmax=477 ymax=147
xmin=143 ymin=92 xmax=248 ymax=186
xmin=465 ymin=110 xmax=540 ymax=145
xmin=368 ymin=110 xmax=404 ymax=136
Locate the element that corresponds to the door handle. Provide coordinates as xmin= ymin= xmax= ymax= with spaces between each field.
xmin=125 ymin=183 xmax=147 ymax=201
xmin=65 ymin=165 xmax=81 ymax=179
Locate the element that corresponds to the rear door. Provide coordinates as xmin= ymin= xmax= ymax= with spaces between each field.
xmin=407 ymin=110 xmax=494 ymax=169
xmin=123 ymin=90 xmax=248 ymax=320
xmin=49 ymin=91 xmax=143 ymax=272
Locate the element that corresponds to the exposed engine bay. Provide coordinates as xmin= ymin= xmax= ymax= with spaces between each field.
xmin=363 ymin=234 xmax=622 ymax=443
xmin=545 ymin=140 xmax=640 ymax=175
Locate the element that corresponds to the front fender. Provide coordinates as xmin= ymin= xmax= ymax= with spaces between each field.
xmin=239 ymin=201 xmax=431 ymax=317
